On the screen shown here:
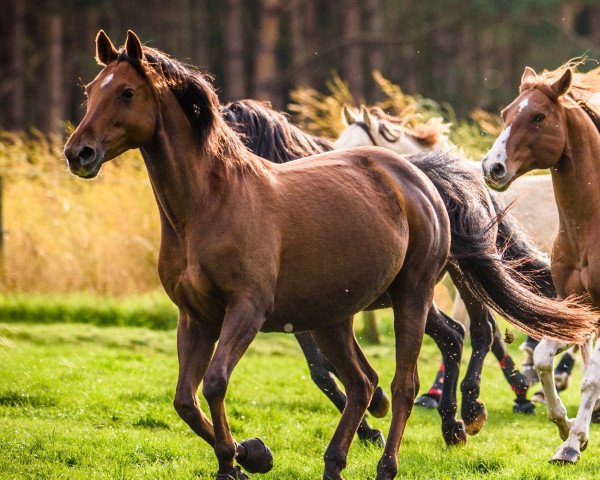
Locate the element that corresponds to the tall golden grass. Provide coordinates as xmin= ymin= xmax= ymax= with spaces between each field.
xmin=0 ymin=132 xmax=160 ymax=295
xmin=0 ymin=76 xmax=503 ymax=295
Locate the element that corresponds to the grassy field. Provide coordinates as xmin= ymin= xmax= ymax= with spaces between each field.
xmin=1 ymin=310 xmax=599 ymax=480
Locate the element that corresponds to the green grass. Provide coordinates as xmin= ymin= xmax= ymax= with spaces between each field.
xmin=0 ymin=292 xmax=177 ymax=330
xmin=0 ymin=315 xmax=599 ymax=479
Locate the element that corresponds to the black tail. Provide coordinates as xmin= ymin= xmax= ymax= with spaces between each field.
xmin=411 ymin=151 xmax=597 ymax=344
xmin=492 ymin=195 xmax=557 ymax=299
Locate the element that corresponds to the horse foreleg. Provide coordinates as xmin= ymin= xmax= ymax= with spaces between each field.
xmin=295 ymin=331 xmax=386 ymax=446
xmin=202 ymin=298 xmax=270 ymax=479
xmin=551 ymin=338 xmax=600 ymax=463
xmin=533 ymin=339 xmax=572 ymax=440
xmin=424 ymin=305 xmax=466 ymax=446
xmin=311 ymin=320 xmax=378 ymax=480
xmin=173 ymin=312 xmax=218 ymax=446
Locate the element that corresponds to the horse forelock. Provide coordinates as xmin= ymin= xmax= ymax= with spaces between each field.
xmin=115 ymin=47 xmax=259 ymax=174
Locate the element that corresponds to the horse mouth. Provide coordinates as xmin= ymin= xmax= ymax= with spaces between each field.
xmin=70 ymin=158 xmax=103 ymax=179
xmin=484 ymin=177 xmax=512 ymax=192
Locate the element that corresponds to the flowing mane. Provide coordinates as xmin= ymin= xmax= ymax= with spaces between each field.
xmin=521 ymin=60 xmax=600 ymax=131
xmin=368 ymin=106 xmax=451 ymax=148
xmin=222 ymin=99 xmax=334 ymax=162
xmin=116 ymin=46 xmax=261 ymax=174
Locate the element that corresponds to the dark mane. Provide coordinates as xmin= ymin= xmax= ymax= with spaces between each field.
xmin=117 ymin=47 xmax=258 ymax=173
xmin=222 ymin=99 xmax=334 ymax=163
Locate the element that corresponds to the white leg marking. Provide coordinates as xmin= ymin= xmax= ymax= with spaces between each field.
xmin=534 ymin=339 xmax=572 ymax=439
xmin=552 ymin=339 xmax=600 ymax=462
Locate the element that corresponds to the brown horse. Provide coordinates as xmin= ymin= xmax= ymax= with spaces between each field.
xmin=64 ymin=31 xmax=597 ymax=479
xmin=482 ymin=63 xmax=600 ymax=463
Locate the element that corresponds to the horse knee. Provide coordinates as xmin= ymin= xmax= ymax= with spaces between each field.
xmin=534 ymin=343 xmax=556 ymax=373
xmin=202 ymin=370 xmax=228 ymax=403
xmin=173 ymin=392 xmax=197 ymax=423
xmin=309 ymin=364 xmax=336 ymax=390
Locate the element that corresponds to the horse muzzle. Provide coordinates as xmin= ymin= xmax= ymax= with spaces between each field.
xmin=64 ymin=144 xmax=104 ymax=179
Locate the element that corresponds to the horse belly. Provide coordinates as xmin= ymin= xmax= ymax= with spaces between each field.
xmin=262 ymin=220 xmax=408 ymax=333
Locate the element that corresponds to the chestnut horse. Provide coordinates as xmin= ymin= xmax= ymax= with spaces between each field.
xmin=482 ymin=63 xmax=600 ymax=463
xmin=65 ymin=31 xmax=597 ymax=479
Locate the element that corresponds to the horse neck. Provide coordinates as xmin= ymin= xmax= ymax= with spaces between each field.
xmin=140 ymin=90 xmax=266 ymax=236
xmin=552 ymin=107 xmax=600 ymax=225
xmin=379 ymin=131 xmax=426 ymax=155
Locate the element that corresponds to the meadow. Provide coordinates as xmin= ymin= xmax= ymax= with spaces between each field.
xmin=1 ymin=310 xmax=599 ymax=480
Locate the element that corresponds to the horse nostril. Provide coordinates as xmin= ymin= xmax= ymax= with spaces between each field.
xmin=491 ymin=162 xmax=506 ymax=179
xmin=78 ymin=146 xmax=96 ymax=165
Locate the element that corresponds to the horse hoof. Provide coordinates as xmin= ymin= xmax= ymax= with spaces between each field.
xmin=531 ymin=391 xmax=546 ymax=404
xmin=216 ymin=466 xmax=249 ymax=480
xmin=369 ymin=386 xmax=390 ymax=418
xmin=443 ymin=420 xmax=467 ymax=446
xmin=360 ymin=429 xmax=385 ymax=448
xmin=513 ymin=400 xmax=535 ymax=415
xmin=549 ymin=446 xmax=580 ymax=464
xmin=237 ymin=438 xmax=273 ymax=474
xmin=414 ymin=394 xmax=439 ymax=409
xmin=464 ymin=403 xmax=488 ymax=436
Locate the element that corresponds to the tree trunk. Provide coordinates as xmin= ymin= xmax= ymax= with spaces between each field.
xmin=223 ymin=0 xmax=246 ymax=100
xmin=361 ymin=311 xmax=380 ymax=344
xmin=47 ymin=9 xmax=65 ymax=137
xmin=342 ymin=0 xmax=363 ymax=102
xmin=290 ymin=0 xmax=317 ymax=87
xmin=365 ymin=0 xmax=384 ymax=102
xmin=192 ymin=0 xmax=209 ymax=69
xmin=8 ymin=0 xmax=26 ymax=130
xmin=254 ymin=0 xmax=283 ymax=107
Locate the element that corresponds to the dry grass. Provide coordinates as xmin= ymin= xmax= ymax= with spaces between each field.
xmin=0 ymin=132 xmax=160 ymax=295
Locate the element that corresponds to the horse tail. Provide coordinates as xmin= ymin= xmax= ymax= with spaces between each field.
xmin=492 ymin=195 xmax=557 ymax=299
xmin=410 ymin=150 xmax=597 ymax=344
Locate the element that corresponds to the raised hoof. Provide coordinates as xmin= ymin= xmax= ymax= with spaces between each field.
xmin=531 ymin=391 xmax=546 ymax=404
xmin=414 ymin=394 xmax=439 ymax=409
xmin=359 ymin=429 xmax=386 ymax=448
xmin=549 ymin=446 xmax=580 ymax=464
xmin=464 ymin=403 xmax=488 ymax=436
xmin=442 ymin=420 xmax=467 ymax=446
xmin=237 ymin=438 xmax=273 ymax=474
xmin=216 ymin=466 xmax=249 ymax=480
xmin=369 ymin=386 xmax=391 ymax=418
xmin=513 ymin=400 xmax=535 ymax=415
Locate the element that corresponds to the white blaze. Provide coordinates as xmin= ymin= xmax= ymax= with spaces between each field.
xmin=487 ymin=125 xmax=512 ymax=166
xmin=518 ymin=98 xmax=529 ymax=113
xmin=100 ymin=73 xmax=114 ymax=88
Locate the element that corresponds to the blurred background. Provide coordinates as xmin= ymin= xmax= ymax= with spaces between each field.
xmin=2 ymin=0 xmax=600 ymax=134
xmin=0 ymin=0 xmax=599 ymax=310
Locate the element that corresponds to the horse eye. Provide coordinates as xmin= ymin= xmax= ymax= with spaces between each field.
xmin=122 ymin=88 xmax=135 ymax=99
xmin=533 ymin=113 xmax=546 ymax=123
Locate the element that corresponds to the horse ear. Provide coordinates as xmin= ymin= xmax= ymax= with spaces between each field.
xmin=551 ymin=68 xmax=573 ymax=97
xmin=520 ymin=66 xmax=537 ymax=86
xmin=125 ymin=30 xmax=144 ymax=61
xmin=361 ymin=105 xmax=375 ymax=129
xmin=95 ymin=30 xmax=118 ymax=66
xmin=342 ymin=104 xmax=355 ymax=125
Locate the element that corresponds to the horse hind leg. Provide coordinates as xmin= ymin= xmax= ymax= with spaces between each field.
xmin=310 ymin=320 xmax=379 ymax=480
xmin=550 ymin=338 xmax=600 ymax=464
xmin=295 ymin=331 xmax=386 ymax=447
xmin=424 ymin=304 xmax=466 ymax=446
xmin=376 ymin=267 xmax=440 ymax=480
